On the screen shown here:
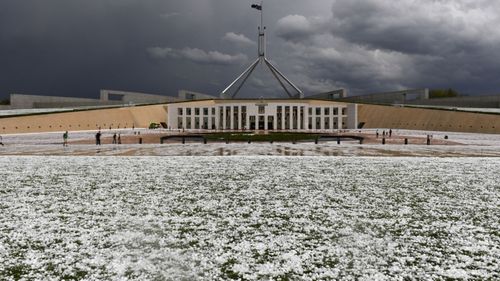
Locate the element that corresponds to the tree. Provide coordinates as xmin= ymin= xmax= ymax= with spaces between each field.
xmin=429 ymin=88 xmax=459 ymax=99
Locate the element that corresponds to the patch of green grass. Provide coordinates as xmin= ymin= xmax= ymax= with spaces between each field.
xmin=61 ymin=269 xmax=88 ymax=280
xmin=276 ymin=272 xmax=293 ymax=281
xmin=220 ymin=258 xmax=241 ymax=280
xmin=1 ymin=264 xmax=30 ymax=280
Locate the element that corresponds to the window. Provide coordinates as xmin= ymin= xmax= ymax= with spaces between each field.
xmin=211 ymin=108 xmax=216 ymax=115
xmin=194 ymin=117 xmax=200 ymax=129
xmin=203 ymin=117 xmax=208 ymax=129
xmin=241 ymin=106 xmax=247 ymax=129
xmin=333 ymin=108 xmax=338 ymax=115
xmin=233 ymin=106 xmax=239 ymax=130
xmin=342 ymin=108 xmax=346 ymax=115
xmin=285 ymin=106 xmax=290 ymax=129
xmin=277 ymin=107 xmax=283 ymax=130
xmin=316 ymin=107 xmax=321 ymax=115
xmin=292 ymin=107 xmax=298 ymax=129
xmin=308 ymin=108 xmax=312 ymax=115
xmin=178 ymin=108 xmax=183 ymax=115
xmin=300 ymin=107 xmax=305 ymax=129
xmin=225 ymin=107 xmax=231 ymax=128
xmin=203 ymin=108 xmax=209 ymax=115
xmin=195 ymin=108 xmax=200 ymax=115
xmin=258 ymin=105 xmax=265 ymax=114
xmin=219 ymin=107 xmax=224 ymax=128
xmin=324 ymin=107 xmax=330 ymax=115
xmin=186 ymin=108 xmax=192 ymax=115
xmin=267 ymin=116 xmax=274 ymax=130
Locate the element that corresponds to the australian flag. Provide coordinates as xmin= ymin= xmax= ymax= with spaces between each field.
xmin=251 ymin=4 xmax=262 ymax=10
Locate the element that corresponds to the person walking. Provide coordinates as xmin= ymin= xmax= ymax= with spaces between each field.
xmin=0 ymin=135 xmax=4 ymax=146
xmin=95 ymin=131 xmax=101 ymax=145
xmin=63 ymin=131 xmax=68 ymax=147
xmin=118 ymin=134 xmax=122 ymax=144
xmin=112 ymin=133 xmax=117 ymax=144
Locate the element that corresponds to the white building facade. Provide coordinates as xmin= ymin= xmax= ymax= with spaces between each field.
xmin=167 ymin=99 xmax=358 ymax=131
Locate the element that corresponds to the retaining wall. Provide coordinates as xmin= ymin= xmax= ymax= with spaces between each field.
xmin=0 ymin=105 xmax=168 ymax=134
xmin=358 ymin=104 xmax=500 ymax=134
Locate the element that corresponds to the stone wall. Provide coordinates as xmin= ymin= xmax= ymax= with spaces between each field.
xmin=0 ymin=105 xmax=168 ymax=134
xmin=405 ymin=95 xmax=500 ymax=108
xmin=358 ymin=104 xmax=500 ymax=134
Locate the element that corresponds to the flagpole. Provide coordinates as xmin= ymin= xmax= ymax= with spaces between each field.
xmin=261 ymin=0 xmax=265 ymax=58
xmin=220 ymin=1 xmax=303 ymax=99
xmin=260 ymin=0 xmax=263 ymax=33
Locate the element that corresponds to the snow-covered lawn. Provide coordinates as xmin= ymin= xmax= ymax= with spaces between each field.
xmin=0 ymin=156 xmax=498 ymax=280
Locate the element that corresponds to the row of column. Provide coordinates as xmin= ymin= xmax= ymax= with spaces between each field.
xmin=178 ymin=105 xmax=347 ymax=130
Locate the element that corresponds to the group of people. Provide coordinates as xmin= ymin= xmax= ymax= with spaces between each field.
xmin=376 ymin=129 xmax=393 ymax=138
xmin=95 ymin=131 xmax=122 ymax=145
xmin=61 ymin=131 xmax=124 ymax=146
xmin=112 ymin=133 xmax=121 ymax=144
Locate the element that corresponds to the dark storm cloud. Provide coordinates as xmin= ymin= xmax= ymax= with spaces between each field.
xmin=329 ymin=0 xmax=500 ymax=55
xmin=275 ymin=0 xmax=500 ymax=95
xmin=0 ymin=0 xmax=336 ymax=100
xmin=0 ymin=0 xmax=182 ymax=99
xmin=1 ymin=0 xmax=500 ymax=100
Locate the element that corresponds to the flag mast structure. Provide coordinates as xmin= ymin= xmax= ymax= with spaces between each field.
xmin=220 ymin=1 xmax=304 ymax=99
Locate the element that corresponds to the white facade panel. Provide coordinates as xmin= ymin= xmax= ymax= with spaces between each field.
xmin=167 ymin=100 xmax=357 ymax=131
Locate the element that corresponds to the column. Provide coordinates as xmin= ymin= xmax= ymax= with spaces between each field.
xmin=281 ymin=106 xmax=285 ymax=130
xmin=230 ymin=106 xmax=234 ymax=130
xmin=215 ymin=107 xmax=220 ymax=130
xmin=304 ymin=107 xmax=309 ymax=131
xmin=330 ymin=109 xmax=333 ymax=131
xmin=273 ymin=111 xmax=277 ymax=131
xmin=221 ymin=106 xmax=227 ymax=130
xmin=239 ymin=106 xmax=243 ymax=130
xmin=347 ymin=104 xmax=358 ymax=129
xmin=337 ymin=107 xmax=342 ymax=129
xmin=246 ymin=108 xmax=250 ymax=131
xmin=208 ymin=108 xmax=212 ymax=130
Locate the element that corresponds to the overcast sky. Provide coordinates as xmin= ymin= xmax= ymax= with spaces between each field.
xmin=1 ymin=0 xmax=500 ymax=100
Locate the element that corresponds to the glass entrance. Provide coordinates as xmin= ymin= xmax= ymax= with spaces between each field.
xmin=250 ymin=116 xmax=256 ymax=130
xmin=258 ymin=116 xmax=265 ymax=130
xmin=267 ymin=116 xmax=274 ymax=130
